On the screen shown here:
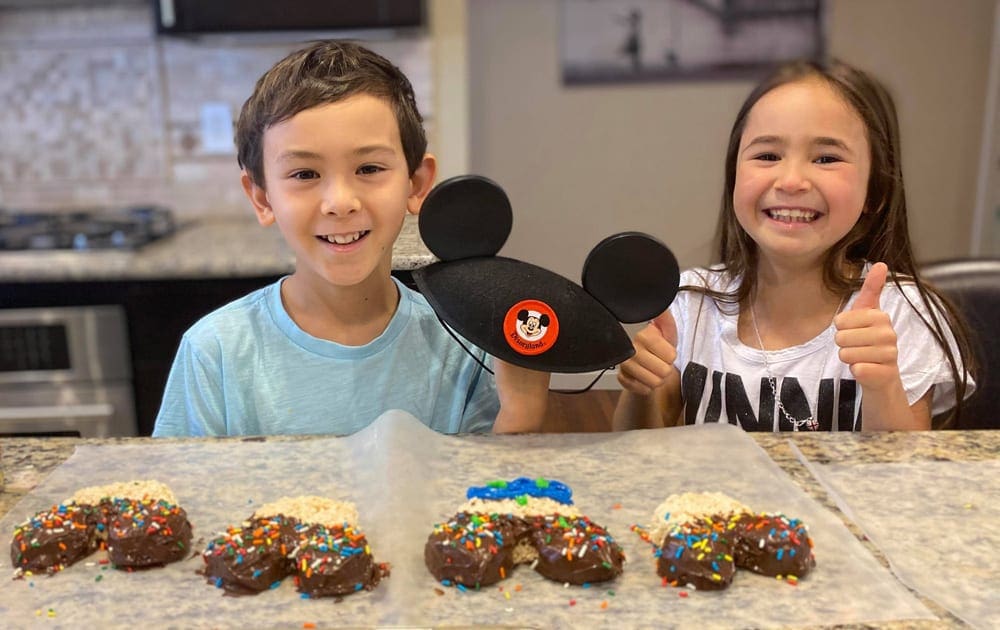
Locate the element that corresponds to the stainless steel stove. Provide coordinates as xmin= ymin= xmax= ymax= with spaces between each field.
xmin=0 ymin=206 xmax=175 ymax=251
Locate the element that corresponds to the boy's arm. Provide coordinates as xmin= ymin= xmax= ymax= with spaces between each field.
xmin=491 ymin=359 xmax=551 ymax=433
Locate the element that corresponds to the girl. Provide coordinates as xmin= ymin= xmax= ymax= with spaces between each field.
xmin=613 ymin=60 xmax=975 ymax=432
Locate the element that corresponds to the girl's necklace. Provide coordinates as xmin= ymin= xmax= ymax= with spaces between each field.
xmin=749 ymin=296 xmax=846 ymax=431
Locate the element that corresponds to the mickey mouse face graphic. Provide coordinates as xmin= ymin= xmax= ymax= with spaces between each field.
xmin=517 ymin=310 xmax=548 ymax=340
xmin=412 ymin=175 xmax=680 ymax=373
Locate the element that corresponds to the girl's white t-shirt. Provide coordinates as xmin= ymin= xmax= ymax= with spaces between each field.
xmin=670 ymin=266 xmax=973 ymax=431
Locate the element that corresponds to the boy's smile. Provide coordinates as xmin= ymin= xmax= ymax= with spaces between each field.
xmin=320 ymin=230 xmax=370 ymax=246
xmin=733 ymin=78 xmax=870 ymax=267
xmin=242 ymin=94 xmax=434 ymax=294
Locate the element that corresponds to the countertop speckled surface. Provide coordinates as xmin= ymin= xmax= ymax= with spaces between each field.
xmin=1 ymin=425 xmax=996 ymax=628
xmin=0 ymin=215 xmax=433 ymax=281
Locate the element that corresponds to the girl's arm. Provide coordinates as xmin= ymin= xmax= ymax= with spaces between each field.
xmin=612 ymin=311 xmax=684 ymax=429
xmin=860 ymin=384 xmax=932 ymax=431
xmin=835 ymin=262 xmax=932 ymax=431
xmin=614 ymin=371 xmax=683 ymax=429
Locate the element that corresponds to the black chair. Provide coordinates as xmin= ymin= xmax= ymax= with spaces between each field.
xmin=921 ymin=258 xmax=1000 ymax=429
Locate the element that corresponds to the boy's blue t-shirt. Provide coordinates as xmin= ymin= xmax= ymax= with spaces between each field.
xmin=152 ymin=277 xmax=499 ymax=436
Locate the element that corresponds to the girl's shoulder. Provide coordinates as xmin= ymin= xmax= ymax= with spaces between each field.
xmin=672 ymin=266 xmax=741 ymax=321
xmin=679 ymin=265 xmax=739 ymax=292
xmin=883 ymin=276 xmax=941 ymax=318
xmin=855 ymin=264 xmax=942 ymax=320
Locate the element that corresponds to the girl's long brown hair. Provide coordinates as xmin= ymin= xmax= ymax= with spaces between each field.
xmin=697 ymin=59 xmax=975 ymax=428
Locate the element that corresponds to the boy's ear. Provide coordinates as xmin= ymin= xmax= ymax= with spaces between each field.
xmin=406 ymin=154 xmax=438 ymax=215
xmin=241 ymin=170 xmax=275 ymax=226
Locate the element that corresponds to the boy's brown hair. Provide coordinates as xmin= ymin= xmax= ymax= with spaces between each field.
xmin=235 ymin=40 xmax=427 ymax=186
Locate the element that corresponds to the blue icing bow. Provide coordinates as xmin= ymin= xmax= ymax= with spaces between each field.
xmin=465 ymin=477 xmax=573 ymax=505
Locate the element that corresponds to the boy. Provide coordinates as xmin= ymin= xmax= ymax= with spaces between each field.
xmin=152 ymin=41 xmax=549 ymax=437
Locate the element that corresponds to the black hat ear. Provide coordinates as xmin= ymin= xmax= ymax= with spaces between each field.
xmin=413 ymin=178 xmax=674 ymax=373
xmin=581 ymin=232 xmax=680 ymax=323
xmin=418 ymin=175 xmax=513 ymax=262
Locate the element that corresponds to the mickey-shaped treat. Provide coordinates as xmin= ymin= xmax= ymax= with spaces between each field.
xmin=201 ymin=496 xmax=388 ymax=598
xmin=412 ymin=175 xmax=680 ymax=372
xmin=11 ymin=480 xmax=192 ymax=577
xmin=425 ymin=477 xmax=625 ymax=589
xmin=634 ymin=492 xmax=816 ymax=591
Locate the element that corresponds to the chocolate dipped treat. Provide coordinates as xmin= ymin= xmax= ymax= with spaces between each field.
xmin=527 ymin=513 xmax=625 ymax=585
xmin=424 ymin=511 xmax=528 ymax=587
xmin=638 ymin=492 xmax=816 ymax=591
xmin=202 ymin=516 xmax=298 ymax=595
xmin=10 ymin=481 xmax=190 ymax=578
xmin=10 ymin=503 xmax=99 ymax=575
xmin=107 ymin=497 xmax=193 ymax=568
xmin=425 ymin=477 xmax=625 ymax=589
xmin=733 ymin=512 xmax=815 ymax=578
xmin=656 ymin=516 xmax=738 ymax=591
xmin=202 ymin=496 xmax=387 ymax=599
xmin=294 ymin=523 xmax=387 ymax=597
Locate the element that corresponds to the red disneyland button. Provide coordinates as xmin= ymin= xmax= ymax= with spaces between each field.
xmin=503 ymin=299 xmax=559 ymax=356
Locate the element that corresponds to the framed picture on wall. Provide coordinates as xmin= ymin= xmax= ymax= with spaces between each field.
xmin=561 ymin=0 xmax=825 ymax=85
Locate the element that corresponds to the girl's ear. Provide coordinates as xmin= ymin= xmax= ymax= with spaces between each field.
xmin=406 ymin=154 xmax=438 ymax=215
xmin=241 ymin=171 xmax=275 ymax=226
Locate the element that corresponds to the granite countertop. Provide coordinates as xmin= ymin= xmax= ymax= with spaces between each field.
xmin=1 ymin=427 xmax=996 ymax=628
xmin=0 ymin=215 xmax=433 ymax=281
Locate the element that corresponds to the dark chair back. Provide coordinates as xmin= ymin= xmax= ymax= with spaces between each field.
xmin=921 ymin=258 xmax=1000 ymax=429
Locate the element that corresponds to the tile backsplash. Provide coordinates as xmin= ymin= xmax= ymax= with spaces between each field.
xmin=0 ymin=1 xmax=433 ymax=218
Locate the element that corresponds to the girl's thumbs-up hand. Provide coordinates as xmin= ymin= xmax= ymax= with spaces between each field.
xmin=834 ymin=262 xmax=902 ymax=391
xmin=617 ymin=309 xmax=679 ymax=396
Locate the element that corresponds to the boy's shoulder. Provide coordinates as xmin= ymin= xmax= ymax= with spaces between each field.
xmin=395 ymin=279 xmax=488 ymax=360
xmin=183 ymin=279 xmax=279 ymax=341
xmin=396 ymin=280 xmax=451 ymax=336
xmin=398 ymin=279 xmax=434 ymax=316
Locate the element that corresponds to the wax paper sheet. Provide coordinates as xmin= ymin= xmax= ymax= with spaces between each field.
xmin=0 ymin=413 xmax=932 ymax=628
xmin=805 ymin=458 xmax=1000 ymax=630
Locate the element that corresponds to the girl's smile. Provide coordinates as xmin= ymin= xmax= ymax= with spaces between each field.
xmin=762 ymin=206 xmax=823 ymax=225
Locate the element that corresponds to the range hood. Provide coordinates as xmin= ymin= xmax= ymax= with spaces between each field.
xmin=154 ymin=0 xmax=424 ymax=35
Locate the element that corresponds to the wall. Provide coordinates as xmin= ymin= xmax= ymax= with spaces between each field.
xmin=1 ymin=1 xmax=992 ymax=260
xmin=0 ymin=1 xmax=434 ymax=219
xmin=467 ymin=0 xmax=995 ymax=280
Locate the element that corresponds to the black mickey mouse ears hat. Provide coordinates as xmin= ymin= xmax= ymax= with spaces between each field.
xmin=412 ymin=175 xmax=680 ymax=373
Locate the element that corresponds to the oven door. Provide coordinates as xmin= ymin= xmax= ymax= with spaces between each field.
xmin=0 ymin=305 xmax=137 ymax=437
xmin=0 ymin=383 xmax=135 ymax=437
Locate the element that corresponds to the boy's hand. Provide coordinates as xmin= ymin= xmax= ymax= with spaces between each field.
xmin=617 ymin=309 xmax=679 ymax=396
xmin=492 ymin=359 xmax=550 ymax=433
xmin=834 ymin=262 xmax=902 ymax=392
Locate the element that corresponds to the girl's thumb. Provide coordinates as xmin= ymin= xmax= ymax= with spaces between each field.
xmin=651 ymin=309 xmax=678 ymax=347
xmin=852 ymin=262 xmax=888 ymax=311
